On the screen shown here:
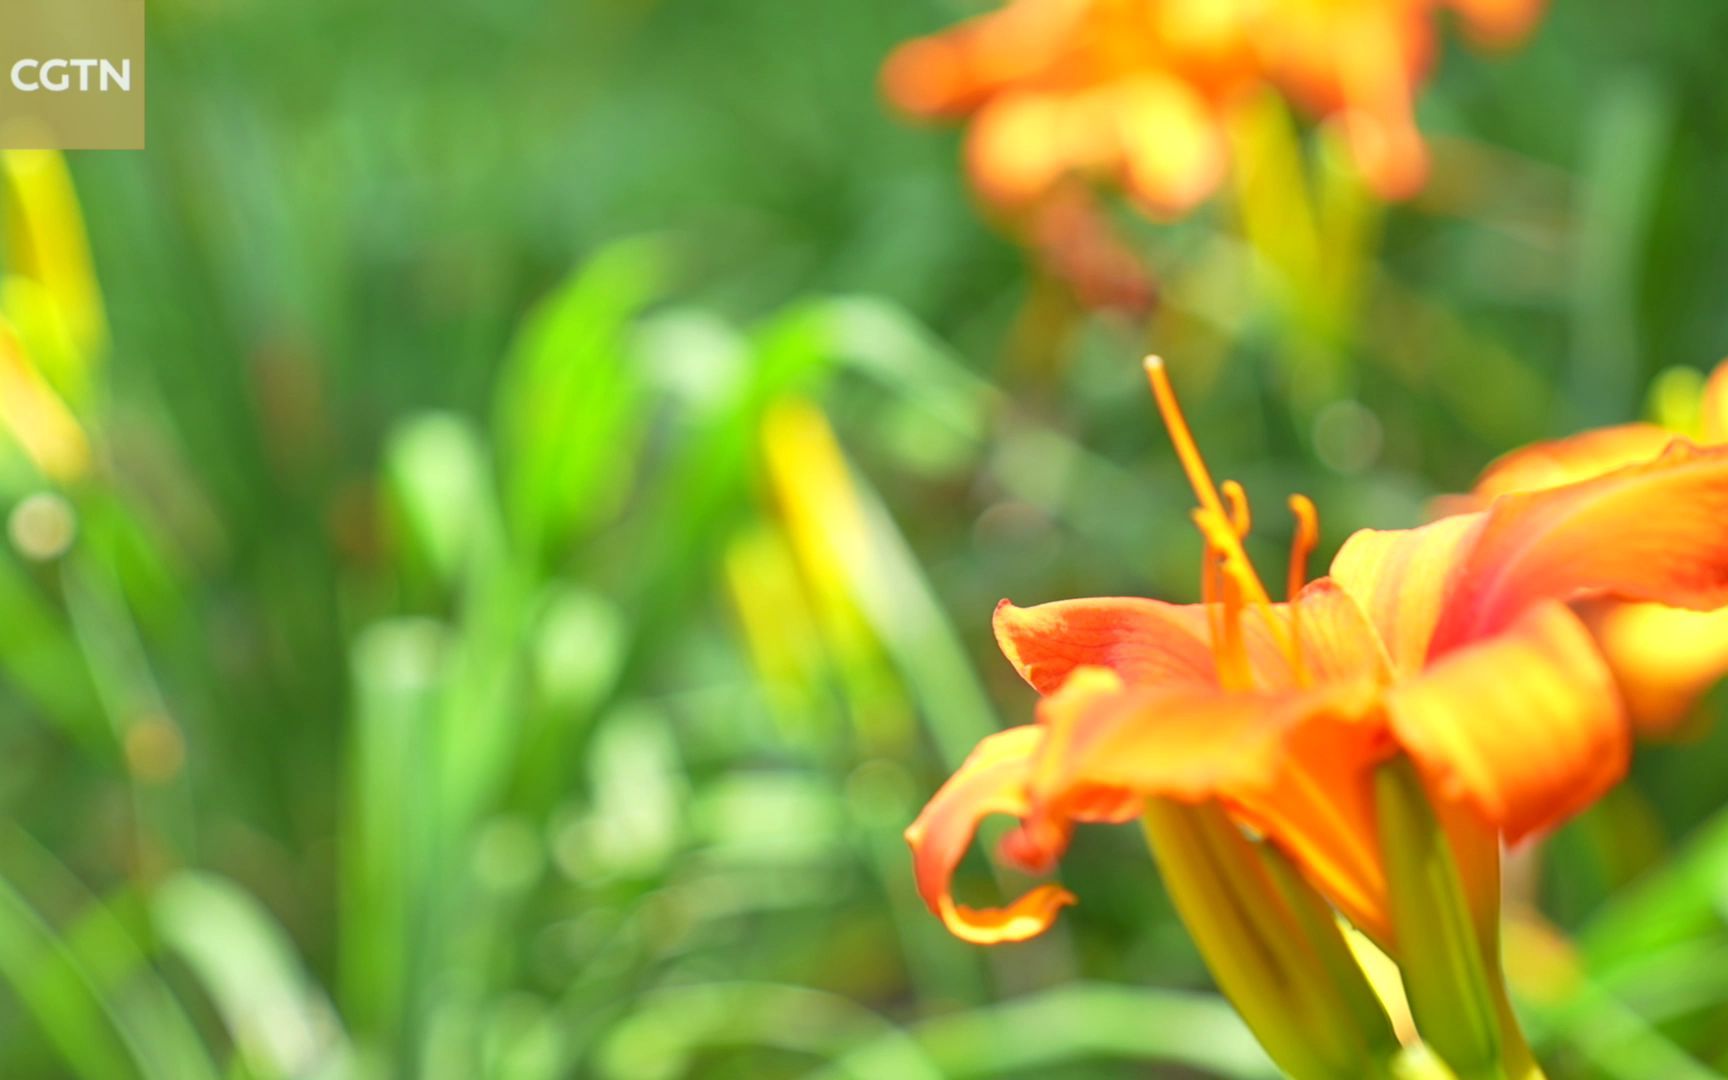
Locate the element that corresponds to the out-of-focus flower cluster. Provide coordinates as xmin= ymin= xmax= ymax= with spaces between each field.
xmin=883 ymin=0 xmax=1544 ymax=216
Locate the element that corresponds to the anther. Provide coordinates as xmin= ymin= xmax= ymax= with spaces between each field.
xmin=1221 ymin=480 xmax=1251 ymax=538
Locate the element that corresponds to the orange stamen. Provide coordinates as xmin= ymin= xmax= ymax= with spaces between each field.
xmin=1287 ymin=494 xmax=1318 ymax=604
xmin=1145 ymin=357 xmax=1273 ymax=609
xmin=1201 ymin=544 xmax=1226 ymax=660
xmin=1146 ymin=360 xmax=1232 ymax=538
xmin=1147 ymin=356 xmax=1311 ymax=683
xmin=1197 ymin=516 xmax=1255 ymax=690
xmin=1286 ymin=494 xmax=1318 ymax=686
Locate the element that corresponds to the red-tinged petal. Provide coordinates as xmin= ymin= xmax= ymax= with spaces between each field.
xmin=1471 ymin=423 xmax=1679 ymax=501
xmin=1703 ymin=360 xmax=1728 ymax=444
xmin=1431 ymin=441 xmax=1728 ymax=652
xmin=1386 ymin=601 xmax=1628 ymax=843
xmin=1330 ymin=514 xmax=1486 ymax=676
xmin=904 ymin=725 xmax=1075 ymax=944
xmin=993 ymin=596 xmax=1219 ymax=694
xmin=1586 ymin=600 xmax=1728 ymax=739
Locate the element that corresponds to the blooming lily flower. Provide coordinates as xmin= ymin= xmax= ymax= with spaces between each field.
xmin=1252 ymin=0 xmax=1545 ymax=198
xmin=1444 ymin=360 xmax=1728 ymax=737
xmin=908 ymin=357 xmax=1728 ymax=954
xmin=882 ymin=0 xmax=1548 ymax=214
xmin=882 ymin=0 xmax=1251 ymax=217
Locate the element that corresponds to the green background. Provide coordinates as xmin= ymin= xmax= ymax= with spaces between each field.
xmin=1 ymin=0 xmax=1727 ymax=1076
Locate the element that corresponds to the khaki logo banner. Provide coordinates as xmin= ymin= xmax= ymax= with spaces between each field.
xmin=0 ymin=0 xmax=145 ymax=150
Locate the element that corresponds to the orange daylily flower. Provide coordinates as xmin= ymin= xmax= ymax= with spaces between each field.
xmin=1448 ymin=360 xmax=1728 ymax=737
xmin=1252 ymin=0 xmax=1545 ymax=199
xmin=882 ymin=0 xmax=1251 ymax=217
xmin=908 ymin=358 xmax=1728 ymax=947
xmin=882 ymin=0 xmax=1547 ymax=214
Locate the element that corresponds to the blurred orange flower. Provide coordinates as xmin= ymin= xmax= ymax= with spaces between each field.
xmin=1449 ymin=360 xmax=1728 ymax=737
xmin=882 ymin=0 xmax=1546 ymax=212
xmin=883 ymin=0 xmax=1251 ymax=217
xmin=907 ymin=358 xmax=1728 ymax=946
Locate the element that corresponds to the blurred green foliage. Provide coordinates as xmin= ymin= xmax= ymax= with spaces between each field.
xmin=1 ymin=0 xmax=1728 ymax=1077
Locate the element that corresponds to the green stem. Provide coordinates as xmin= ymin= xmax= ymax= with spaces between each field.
xmin=1374 ymin=760 xmax=1508 ymax=1080
xmin=1143 ymin=799 xmax=1401 ymax=1080
xmin=1488 ymin=962 xmax=1545 ymax=1080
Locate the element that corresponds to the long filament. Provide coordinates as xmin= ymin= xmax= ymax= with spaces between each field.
xmin=1287 ymin=495 xmax=1318 ymax=604
xmin=1285 ymin=495 xmax=1319 ymax=686
xmin=1145 ymin=358 xmax=1272 ymax=610
xmin=1146 ymin=356 xmax=1311 ymax=679
xmin=1201 ymin=544 xmax=1226 ymax=665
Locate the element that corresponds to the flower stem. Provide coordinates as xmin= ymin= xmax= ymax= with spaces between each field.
xmin=1143 ymin=799 xmax=1401 ymax=1080
xmin=1374 ymin=759 xmax=1508 ymax=1080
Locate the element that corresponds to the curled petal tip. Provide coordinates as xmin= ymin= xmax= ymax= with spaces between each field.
xmin=939 ymin=884 xmax=1077 ymax=945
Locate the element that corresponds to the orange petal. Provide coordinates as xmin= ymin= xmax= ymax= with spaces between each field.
xmin=1329 ymin=11 xmax=1430 ymax=200
xmin=904 ymin=725 xmax=1077 ymax=944
xmin=881 ymin=37 xmax=978 ymax=119
xmin=1287 ymin=579 xmax=1394 ymax=684
xmin=1387 ymin=601 xmax=1628 ymax=843
xmin=1448 ymin=0 xmax=1546 ymax=46
xmin=1110 ymin=75 xmax=1228 ymax=217
xmin=966 ymin=94 xmax=1075 ymax=208
xmin=879 ymin=0 xmax=1083 ymax=118
xmin=1227 ymin=705 xmax=1398 ymax=942
xmin=995 ymin=583 xmax=1389 ymax=697
xmin=1471 ymin=423 xmax=1679 ymax=500
xmin=1337 ymin=106 xmax=1428 ymax=202
xmin=1021 ymin=669 xmax=1393 ymax=937
xmin=993 ymin=596 xmax=1219 ymax=693
xmin=1703 ymin=359 xmax=1728 ymax=444
xmin=1001 ymin=666 xmax=1146 ymax=872
xmin=934 ymin=883 xmax=1076 ymax=945
xmin=1432 ymin=441 xmax=1728 ymax=652
xmin=1026 ymin=685 xmax=1301 ymax=806
xmin=1587 ymin=600 xmax=1728 ymax=739
xmin=1329 ymin=513 xmax=1486 ymax=676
